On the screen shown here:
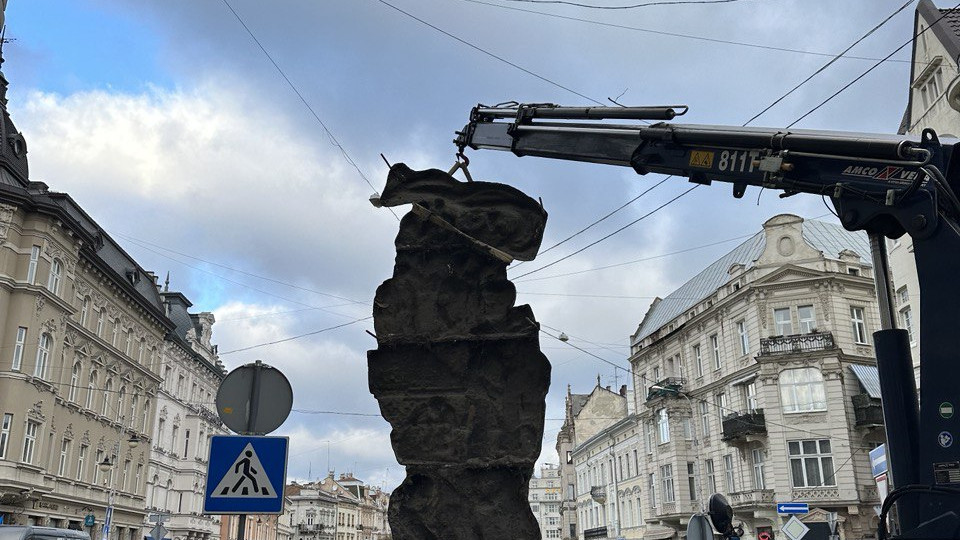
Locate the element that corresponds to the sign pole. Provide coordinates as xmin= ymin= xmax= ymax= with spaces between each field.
xmin=235 ymin=361 xmax=264 ymax=540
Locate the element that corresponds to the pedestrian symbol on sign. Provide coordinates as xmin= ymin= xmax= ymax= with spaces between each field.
xmin=211 ymin=443 xmax=277 ymax=498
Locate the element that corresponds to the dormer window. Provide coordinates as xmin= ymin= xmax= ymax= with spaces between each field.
xmin=125 ymin=269 xmax=140 ymax=286
xmin=847 ymin=267 xmax=860 ymax=276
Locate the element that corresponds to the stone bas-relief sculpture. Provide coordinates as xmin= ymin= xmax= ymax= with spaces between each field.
xmin=368 ymin=164 xmax=551 ymax=539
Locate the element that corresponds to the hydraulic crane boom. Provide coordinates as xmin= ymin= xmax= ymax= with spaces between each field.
xmin=455 ymin=103 xmax=960 ymax=539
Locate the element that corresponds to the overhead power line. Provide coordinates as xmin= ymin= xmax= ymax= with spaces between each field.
xmin=463 ymin=0 xmax=914 ymax=65
xmin=219 ymin=0 xmax=400 ymax=220
xmin=218 ymin=316 xmax=372 ymax=355
xmin=376 ymin=0 xmax=605 ymax=105
xmin=788 ymin=1 xmax=960 ymax=128
xmin=500 ymin=0 xmax=756 ymax=9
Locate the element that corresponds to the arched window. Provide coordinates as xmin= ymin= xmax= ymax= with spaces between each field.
xmin=102 ymin=379 xmax=113 ymax=416
xmin=142 ymin=399 xmax=150 ymax=432
xmin=779 ymin=367 xmax=827 ymax=413
xmin=69 ymin=361 xmax=81 ymax=402
xmin=117 ymin=386 xmax=126 ymax=422
xmin=96 ymin=308 xmax=105 ymax=337
xmin=34 ymin=333 xmax=52 ymax=379
xmin=80 ymin=297 xmax=90 ymax=326
xmin=138 ymin=339 xmax=145 ymax=363
xmin=47 ymin=259 xmax=63 ymax=294
xmin=86 ymin=370 xmax=97 ymax=409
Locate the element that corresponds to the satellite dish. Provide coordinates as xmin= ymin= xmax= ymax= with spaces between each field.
xmin=708 ymin=493 xmax=735 ymax=536
xmin=687 ymin=514 xmax=714 ymax=540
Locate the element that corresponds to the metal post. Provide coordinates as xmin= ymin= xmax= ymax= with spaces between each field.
xmin=868 ymin=233 xmax=897 ymax=330
xmin=237 ymin=515 xmax=246 ymax=540
xmin=237 ymin=361 xmax=263 ymax=540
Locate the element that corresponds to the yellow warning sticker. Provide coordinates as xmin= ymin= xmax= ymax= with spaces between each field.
xmin=223 ymin=407 xmax=234 ymax=414
xmin=689 ymin=150 xmax=714 ymax=168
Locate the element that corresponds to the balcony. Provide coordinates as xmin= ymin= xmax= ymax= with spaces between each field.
xmin=647 ymin=377 xmax=685 ymax=401
xmin=590 ymin=486 xmax=607 ymax=504
xmin=759 ymin=331 xmax=835 ymax=356
xmin=584 ymin=527 xmax=609 ymax=539
xmin=298 ymin=524 xmax=325 ymax=534
xmin=727 ymin=489 xmax=775 ymax=508
xmin=853 ymin=394 xmax=884 ymax=427
xmin=721 ymin=409 xmax=767 ymax=441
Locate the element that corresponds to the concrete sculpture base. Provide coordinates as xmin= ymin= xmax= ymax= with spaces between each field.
xmin=368 ymin=164 xmax=550 ymax=539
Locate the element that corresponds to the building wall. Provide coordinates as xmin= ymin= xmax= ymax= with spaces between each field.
xmin=528 ymin=464 xmax=562 ymax=539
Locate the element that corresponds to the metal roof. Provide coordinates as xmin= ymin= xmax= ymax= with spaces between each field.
xmin=631 ymin=218 xmax=870 ymax=345
xmin=849 ymin=364 xmax=882 ymax=399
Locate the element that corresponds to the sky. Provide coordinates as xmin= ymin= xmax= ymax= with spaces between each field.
xmin=3 ymin=0 xmax=922 ymax=490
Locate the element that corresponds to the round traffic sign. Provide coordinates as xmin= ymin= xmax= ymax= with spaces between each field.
xmin=216 ymin=360 xmax=293 ymax=435
xmin=687 ymin=514 xmax=713 ymax=540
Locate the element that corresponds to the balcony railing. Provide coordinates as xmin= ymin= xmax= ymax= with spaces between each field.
xmin=721 ymin=409 xmax=767 ymax=441
xmin=852 ymin=394 xmax=884 ymax=426
xmin=646 ymin=377 xmax=686 ymax=401
xmin=298 ymin=524 xmax=325 ymax=533
xmin=584 ymin=526 xmax=609 ymax=539
xmin=590 ymin=486 xmax=607 ymax=504
xmin=759 ymin=331 xmax=835 ymax=356
xmin=727 ymin=489 xmax=775 ymax=508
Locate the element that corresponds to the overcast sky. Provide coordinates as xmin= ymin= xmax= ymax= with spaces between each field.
xmin=5 ymin=0 xmax=920 ymax=489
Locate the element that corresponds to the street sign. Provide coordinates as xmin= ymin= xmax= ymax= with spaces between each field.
xmin=781 ymin=516 xmax=810 ymax=540
xmin=216 ymin=361 xmax=293 ymax=435
xmin=687 ymin=514 xmax=713 ymax=540
xmin=150 ymin=523 xmax=168 ymax=540
xmin=203 ymin=435 xmax=288 ymax=514
xmin=869 ymin=444 xmax=887 ymax=478
xmin=84 ymin=515 xmax=95 ymax=527
xmin=148 ymin=513 xmax=169 ymax=524
xmin=101 ymin=505 xmax=114 ymax=540
xmin=776 ymin=503 xmax=809 ymax=514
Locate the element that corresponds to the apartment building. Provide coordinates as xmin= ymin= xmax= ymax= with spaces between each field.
xmin=529 ymin=463 xmax=563 ymax=539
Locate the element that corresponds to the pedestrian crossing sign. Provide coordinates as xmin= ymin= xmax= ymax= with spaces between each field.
xmin=203 ymin=435 xmax=288 ymax=514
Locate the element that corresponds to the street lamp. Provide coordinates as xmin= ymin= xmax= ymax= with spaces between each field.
xmin=98 ymin=436 xmax=140 ymax=540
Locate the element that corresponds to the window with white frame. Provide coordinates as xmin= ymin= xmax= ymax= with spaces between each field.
xmin=80 ymin=297 xmax=90 ymax=326
xmin=101 ymin=379 xmax=112 ymax=416
xmin=47 ymin=259 xmax=62 ymax=294
xmin=93 ymin=450 xmax=104 ymax=485
xmin=897 ymin=286 xmax=910 ymax=307
xmin=788 ymin=439 xmax=836 ymax=487
xmin=26 ymin=245 xmax=40 ymax=284
xmin=682 ymin=417 xmax=693 ymax=440
xmin=138 ymin=340 xmax=144 ymax=363
xmin=661 ymin=464 xmax=675 ymax=503
xmin=657 ymin=408 xmax=670 ymax=444
xmin=752 ymin=448 xmax=766 ymax=489
xmin=737 ymin=320 xmax=749 ymax=355
xmin=693 ymin=344 xmax=703 ymax=377
xmin=723 ymin=454 xmax=736 ymax=493
xmin=700 ymin=401 xmax=710 ymax=437
xmin=645 ymin=421 xmax=653 ymax=453
xmin=96 ymin=309 xmax=104 ymax=337
xmin=711 ymin=334 xmax=721 ymax=370
xmin=716 ymin=393 xmax=727 ymax=422
xmin=129 ymin=395 xmax=138 ymax=430
xmin=11 ymin=326 xmax=26 ymax=371
xmin=705 ymin=459 xmax=716 ymax=494
xmin=124 ymin=330 xmax=132 ymax=356
xmin=851 ymin=306 xmax=868 ymax=344
xmin=745 ymin=381 xmax=758 ymax=411
xmin=116 ymin=387 xmax=126 ymax=422
xmin=798 ymin=305 xmax=816 ymax=333
xmin=22 ymin=420 xmax=39 ymax=463
xmin=779 ymin=367 xmax=827 ymax=413
xmin=34 ymin=333 xmax=51 ymax=379
xmin=58 ymin=438 xmax=70 ymax=476
xmin=77 ymin=444 xmax=87 ymax=481
xmin=111 ymin=321 xmax=119 ymax=347
xmin=85 ymin=371 xmax=96 ymax=410
xmin=900 ymin=305 xmax=915 ymax=343
xmin=0 ymin=413 xmax=11 ymax=459
xmin=774 ymin=308 xmax=793 ymax=335
xmin=68 ymin=362 xmax=80 ymax=402
xmin=142 ymin=400 xmax=150 ymax=432
xmin=687 ymin=462 xmax=698 ymax=501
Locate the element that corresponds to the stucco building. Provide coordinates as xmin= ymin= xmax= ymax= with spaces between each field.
xmin=528 ymin=463 xmax=563 ymax=539
xmin=287 ymin=474 xmax=388 ymax=540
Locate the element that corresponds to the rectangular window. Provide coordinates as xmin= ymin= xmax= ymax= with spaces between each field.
xmin=737 ymin=320 xmax=749 ymax=355
xmin=798 ymin=305 xmax=816 ymax=333
xmin=26 ymin=245 xmax=40 ymax=284
xmin=633 ymin=449 xmax=639 ymax=475
xmin=657 ymin=408 xmax=670 ymax=444
xmin=752 ymin=448 xmax=766 ymax=489
xmin=22 ymin=420 xmax=39 ymax=463
xmin=184 ymin=430 xmax=191 ymax=458
xmin=0 ymin=413 xmax=11 ymax=459
xmin=788 ymin=439 xmax=836 ymax=487
xmin=122 ymin=459 xmax=131 ymax=491
xmin=11 ymin=326 xmax=26 ymax=371
xmin=34 ymin=333 xmax=51 ymax=379
xmin=135 ymin=463 xmax=142 ymax=492
xmin=648 ymin=473 xmax=657 ymax=508
xmin=900 ymin=306 xmax=914 ymax=343
xmin=661 ymin=464 xmax=675 ymax=503
xmin=693 ymin=344 xmax=703 ymax=377
xmin=96 ymin=309 xmax=104 ymax=337
xmin=781 ymin=367 xmax=827 ymax=412
xmin=897 ymin=286 xmax=910 ymax=307
xmin=716 ymin=393 xmax=726 ymax=422
xmin=644 ymin=421 xmax=654 ymax=454
xmin=94 ymin=450 xmax=104 ymax=485
xmin=682 ymin=417 xmax=693 ymax=440
xmin=851 ymin=307 xmax=868 ymax=344
xmin=723 ymin=454 xmax=736 ymax=493
xmin=700 ymin=401 xmax=710 ymax=437
xmin=687 ymin=462 xmax=698 ymax=501
xmin=745 ymin=381 xmax=758 ymax=411
xmin=705 ymin=459 xmax=716 ymax=494
xmin=77 ymin=444 xmax=87 ymax=481
xmin=58 ymin=438 xmax=70 ymax=476
xmin=710 ymin=334 xmax=721 ymax=370
xmin=774 ymin=308 xmax=793 ymax=335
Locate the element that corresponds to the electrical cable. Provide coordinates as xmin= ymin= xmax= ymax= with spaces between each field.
xmin=377 ymin=0 xmax=605 ymax=106
xmin=499 ymin=0 xmax=755 ymax=8
xmin=219 ymin=0 xmax=400 ymax=221
xmin=218 ymin=316 xmax=372 ymax=355
xmin=463 ymin=0 xmax=915 ymax=65
xmin=788 ymin=2 xmax=960 ymax=128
